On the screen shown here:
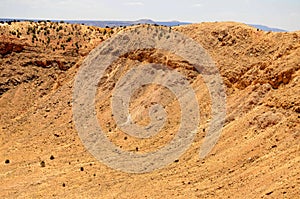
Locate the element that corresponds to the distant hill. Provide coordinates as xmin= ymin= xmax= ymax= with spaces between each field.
xmin=248 ymin=24 xmax=287 ymax=32
xmin=0 ymin=18 xmax=190 ymax=27
xmin=0 ymin=18 xmax=288 ymax=31
xmin=64 ymin=19 xmax=191 ymax=27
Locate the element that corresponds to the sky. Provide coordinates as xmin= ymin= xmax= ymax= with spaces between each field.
xmin=0 ymin=0 xmax=299 ymax=31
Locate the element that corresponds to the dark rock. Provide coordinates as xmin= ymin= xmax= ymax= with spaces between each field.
xmin=40 ymin=161 xmax=46 ymax=167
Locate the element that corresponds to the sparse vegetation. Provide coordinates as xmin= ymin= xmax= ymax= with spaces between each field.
xmin=0 ymin=21 xmax=114 ymax=66
xmin=75 ymin=42 xmax=79 ymax=49
xmin=61 ymin=44 xmax=65 ymax=50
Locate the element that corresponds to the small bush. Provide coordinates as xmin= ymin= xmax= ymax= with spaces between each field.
xmin=75 ymin=42 xmax=79 ymax=49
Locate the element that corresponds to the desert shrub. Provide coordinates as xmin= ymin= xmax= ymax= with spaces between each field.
xmin=56 ymin=25 xmax=63 ymax=32
xmin=75 ymin=42 xmax=79 ymax=49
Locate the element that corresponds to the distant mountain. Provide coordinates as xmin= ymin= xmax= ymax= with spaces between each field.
xmin=0 ymin=18 xmax=287 ymax=31
xmin=0 ymin=18 xmax=190 ymax=27
xmin=68 ymin=19 xmax=191 ymax=27
xmin=248 ymin=24 xmax=287 ymax=32
xmin=134 ymin=19 xmax=156 ymax=24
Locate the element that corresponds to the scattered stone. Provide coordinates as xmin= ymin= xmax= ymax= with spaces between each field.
xmin=271 ymin=145 xmax=277 ymax=148
xmin=135 ymin=147 xmax=139 ymax=151
xmin=40 ymin=161 xmax=46 ymax=167
xmin=174 ymin=159 xmax=179 ymax=163
xmin=265 ymin=191 xmax=273 ymax=195
xmin=5 ymin=159 xmax=10 ymax=164
xmin=50 ymin=155 xmax=55 ymax=160
xmin=253 ymin=111 xmax=282 ymax=129
xmin=62 ymin=183 xmax=66 ymax=187
xmin=80 ymin=167 xmax=84 ymax=171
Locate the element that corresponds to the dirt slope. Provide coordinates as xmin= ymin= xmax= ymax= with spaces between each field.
xmin=0 ymin=21 xmax=299 ymax=198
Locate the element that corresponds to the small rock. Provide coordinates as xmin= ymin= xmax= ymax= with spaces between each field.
xmin=5 ymin=159 xmax=10 ymax=164
xmin=50 ymin=155 xmax=55 ymax=160
xmin=271 ymin=145 xmax=277 ymax=148
xmin=40 ymin=161 xmax=46 ymax=167
xmin=265 ymin=191 xmax=273 ymax=195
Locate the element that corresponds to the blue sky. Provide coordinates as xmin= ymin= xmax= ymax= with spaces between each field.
xmin=0 ymin=0 xmax=299 ymax=31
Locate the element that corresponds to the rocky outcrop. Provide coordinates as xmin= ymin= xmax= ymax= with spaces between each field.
xmin=0 ymin=39 xmax=24 ymax=56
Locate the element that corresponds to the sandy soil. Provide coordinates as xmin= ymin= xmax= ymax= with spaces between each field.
xmin=0 ymin=21 xmax=299 ymax=198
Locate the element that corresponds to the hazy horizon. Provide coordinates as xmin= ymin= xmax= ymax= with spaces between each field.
xmin=0 ymin=0 xmax=299 ymax=31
